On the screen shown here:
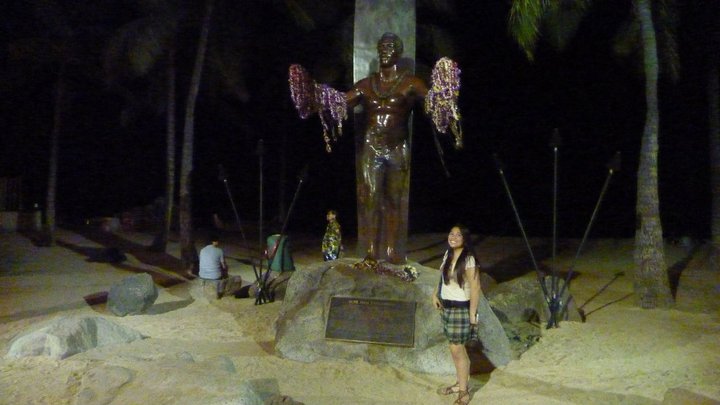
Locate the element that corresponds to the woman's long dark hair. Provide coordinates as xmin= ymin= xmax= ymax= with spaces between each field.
xmin=442 ymin=225 xmax=476 ymax=288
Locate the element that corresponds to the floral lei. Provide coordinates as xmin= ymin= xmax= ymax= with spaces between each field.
xmin=289 ymin=64 xmax=347 ymax=153
xmin=352 ymin=258 xmax=419 ymax=282
xmin=425 ymin=57 xmax=463 ymax=149
xmin=290 ymin=57 xmax=462 ymax=152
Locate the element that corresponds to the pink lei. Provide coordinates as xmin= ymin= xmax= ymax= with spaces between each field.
xmin=425 ymin=57 xmax=463 ymax=149
xmin=289 ymin=64 xmax=347 ymax=153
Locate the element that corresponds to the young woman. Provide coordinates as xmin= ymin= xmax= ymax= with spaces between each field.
xmin=432 ymin=225 xmax=481 ymax=405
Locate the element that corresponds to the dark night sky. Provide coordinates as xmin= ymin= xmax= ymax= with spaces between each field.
xmin=0 ymin=0 xmax=716 ymax=240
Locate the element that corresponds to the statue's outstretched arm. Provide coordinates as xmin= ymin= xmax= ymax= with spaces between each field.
xmin=289 ymin=64 xmax=348 ymax=153
xmin=424 ymin=57 xmax=463 ymax=149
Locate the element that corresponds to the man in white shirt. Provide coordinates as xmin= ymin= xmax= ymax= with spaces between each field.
xmin=198 ymin=235 xmax=230 ymax=299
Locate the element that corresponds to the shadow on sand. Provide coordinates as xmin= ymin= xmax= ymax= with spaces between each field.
xmin=666 ymin=243 xmax=704 ymax=299
xmin=56 ymin=226 xmax=189 ymax=289
xmin=483 ymin=242 xmax=554 ymax=283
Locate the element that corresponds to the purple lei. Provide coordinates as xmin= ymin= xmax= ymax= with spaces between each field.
xmin=288 ymin=64 xmax=348 ymax=153
xmin=316 ymin=84 xmax=347 ymax=153
xmin=288 ymin=64 xmax=315 ymax=119
xmin=425 ymin=57 xmax=463 ymax=149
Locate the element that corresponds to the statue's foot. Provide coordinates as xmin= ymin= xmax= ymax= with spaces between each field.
xmin=383 ymin=246 xmax=406 ymax=265
xmin=387 ymin=256 xmax=406 ymax=266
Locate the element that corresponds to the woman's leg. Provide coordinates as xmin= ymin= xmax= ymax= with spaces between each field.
xmin=449 ymin=343 xmax=470 ymax=391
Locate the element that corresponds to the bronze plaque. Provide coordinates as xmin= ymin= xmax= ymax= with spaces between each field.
xmin=325 ymin=296 xmax=416 ymax=347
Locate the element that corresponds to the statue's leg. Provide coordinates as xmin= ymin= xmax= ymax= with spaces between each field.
xmin=384 ymin=144 xmax=411 ymax=264
xmin=356 ymin=152 xmax=370 ymax=258
xmin=358 ymin=146 xmax=384 ymax=259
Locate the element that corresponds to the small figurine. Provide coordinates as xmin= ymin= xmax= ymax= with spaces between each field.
xmin=322 ymin=210 xmax=342 ymax=261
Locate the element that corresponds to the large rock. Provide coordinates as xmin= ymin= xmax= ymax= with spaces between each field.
xmin=5 ymin=316 xmax=145 ymax=359
xmin=489 ymin=274 xmax=583 ymax=323
xmin=487 ymin=273 xmax=582 ymax=356
xmin=107 ymin=273 xmax=158 ymax=316
xmin=75 ymin=365 xmax=135 ymax=405
xmin=274 ymin=260 xmax=513 ymax=375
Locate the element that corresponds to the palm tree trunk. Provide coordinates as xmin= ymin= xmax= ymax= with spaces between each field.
xmin=278 ymin=132 xmax=287 ymax=224
xmin=709 ymin=59 xmax=720 ymax=268
xmin=633 ymin=0 xmax=673 ymax=308
xmin=179 ymin=0 xmax=214 ymax=273
xmin=151 ymin=46 xmax=177 ymax=252
xmin=44 ymin=67 xmax=65 ymax=246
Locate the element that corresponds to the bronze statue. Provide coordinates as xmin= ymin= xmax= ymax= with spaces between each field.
xmin=289 ymin=32 xmax=461 ymax=267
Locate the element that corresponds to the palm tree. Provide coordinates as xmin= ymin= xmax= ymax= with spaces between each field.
xmin=507 ymin=0 xmax=675 ymax=308
xmin=11 ymin=1 xmax=107 ymax=245
xmin=44 ymin=65 xmax=65 ymax=246
xmin=708 ymin=15 xmax=720 ymax=269
xmin=157 ymin=46 xmax=177 ymax=252
xmin=106 ymin=0 xmax=243 ymax=260
xmin=104 ymin=1 xmax=180 ymax=253
xmin=178 ymin=0 xmax=215 ymax=273
xmin=633 ymin=0 xmax=673 ymax=307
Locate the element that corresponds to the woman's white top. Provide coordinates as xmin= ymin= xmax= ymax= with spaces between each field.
xmin=439 ymin=251 xmax=476 ymax=301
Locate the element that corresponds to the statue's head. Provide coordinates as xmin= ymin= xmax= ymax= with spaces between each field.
xmin=377 ymin=32 xmax=403 ymax=67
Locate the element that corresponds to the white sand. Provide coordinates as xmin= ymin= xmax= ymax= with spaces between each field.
xmin=1 ymin=230 xmax=718 ymax=404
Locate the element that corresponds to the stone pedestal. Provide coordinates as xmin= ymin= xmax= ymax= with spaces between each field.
xmin=274 ymin=259 xmax=513 ymax=375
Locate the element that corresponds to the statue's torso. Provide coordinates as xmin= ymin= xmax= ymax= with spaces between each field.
xmin=355 ymin=73 xmax=419 ymax=149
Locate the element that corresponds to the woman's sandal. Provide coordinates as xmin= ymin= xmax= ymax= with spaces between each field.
xmin=453 ymin=389 xmax=470 ymax=405
xmin=436 ymin=382 xmax=460 ymax=395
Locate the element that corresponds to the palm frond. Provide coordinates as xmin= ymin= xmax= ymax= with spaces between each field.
xmin=128 ymin=20 xmax=169 ymax=75
xmin=104 ymin=16 xmax=176 ymax=80
xmin=655 ymin=0 xmax=680 ymax=81
xmin=612 ymin=18 xmax=641 ymax=57
xmin=208 ymin=44 xmax=249 ymax=102
xmin=543 ymin=0 xmax=591 ymax=51
xmin=508 ymin=0 xmax=549 ymax=61
xmin=612 ymin=1 xmax=680 ymax=82
xmin=284 ymin=0 xmax=315 ymax=31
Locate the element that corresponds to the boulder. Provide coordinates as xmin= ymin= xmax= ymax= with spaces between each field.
xmin=486 ymin=273 xmax=582 ymax=356
xmin=488 ymin=275 xmax=546 ymax=324
xmin=274 ymin=260 xmax=513 ymax=375
xmin=75 ymin=365 xmax=135 ymax=405
xmin=489 ymin=274 xmax=582 ymax=324
xmin=479 ymin=272 xmax=498 ymax=294
xmin=5 ymin=316 xmax=145 ymax=360
xmin=107 ymin=273 xmax=158 ymax=316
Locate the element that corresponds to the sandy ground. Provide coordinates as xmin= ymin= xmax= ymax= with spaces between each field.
xmin=0 ymin=228 xmax=718 ymax=405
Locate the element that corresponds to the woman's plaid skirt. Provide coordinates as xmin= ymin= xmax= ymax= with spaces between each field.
xmin=441 ymin=306 xmax=471 ymax=344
